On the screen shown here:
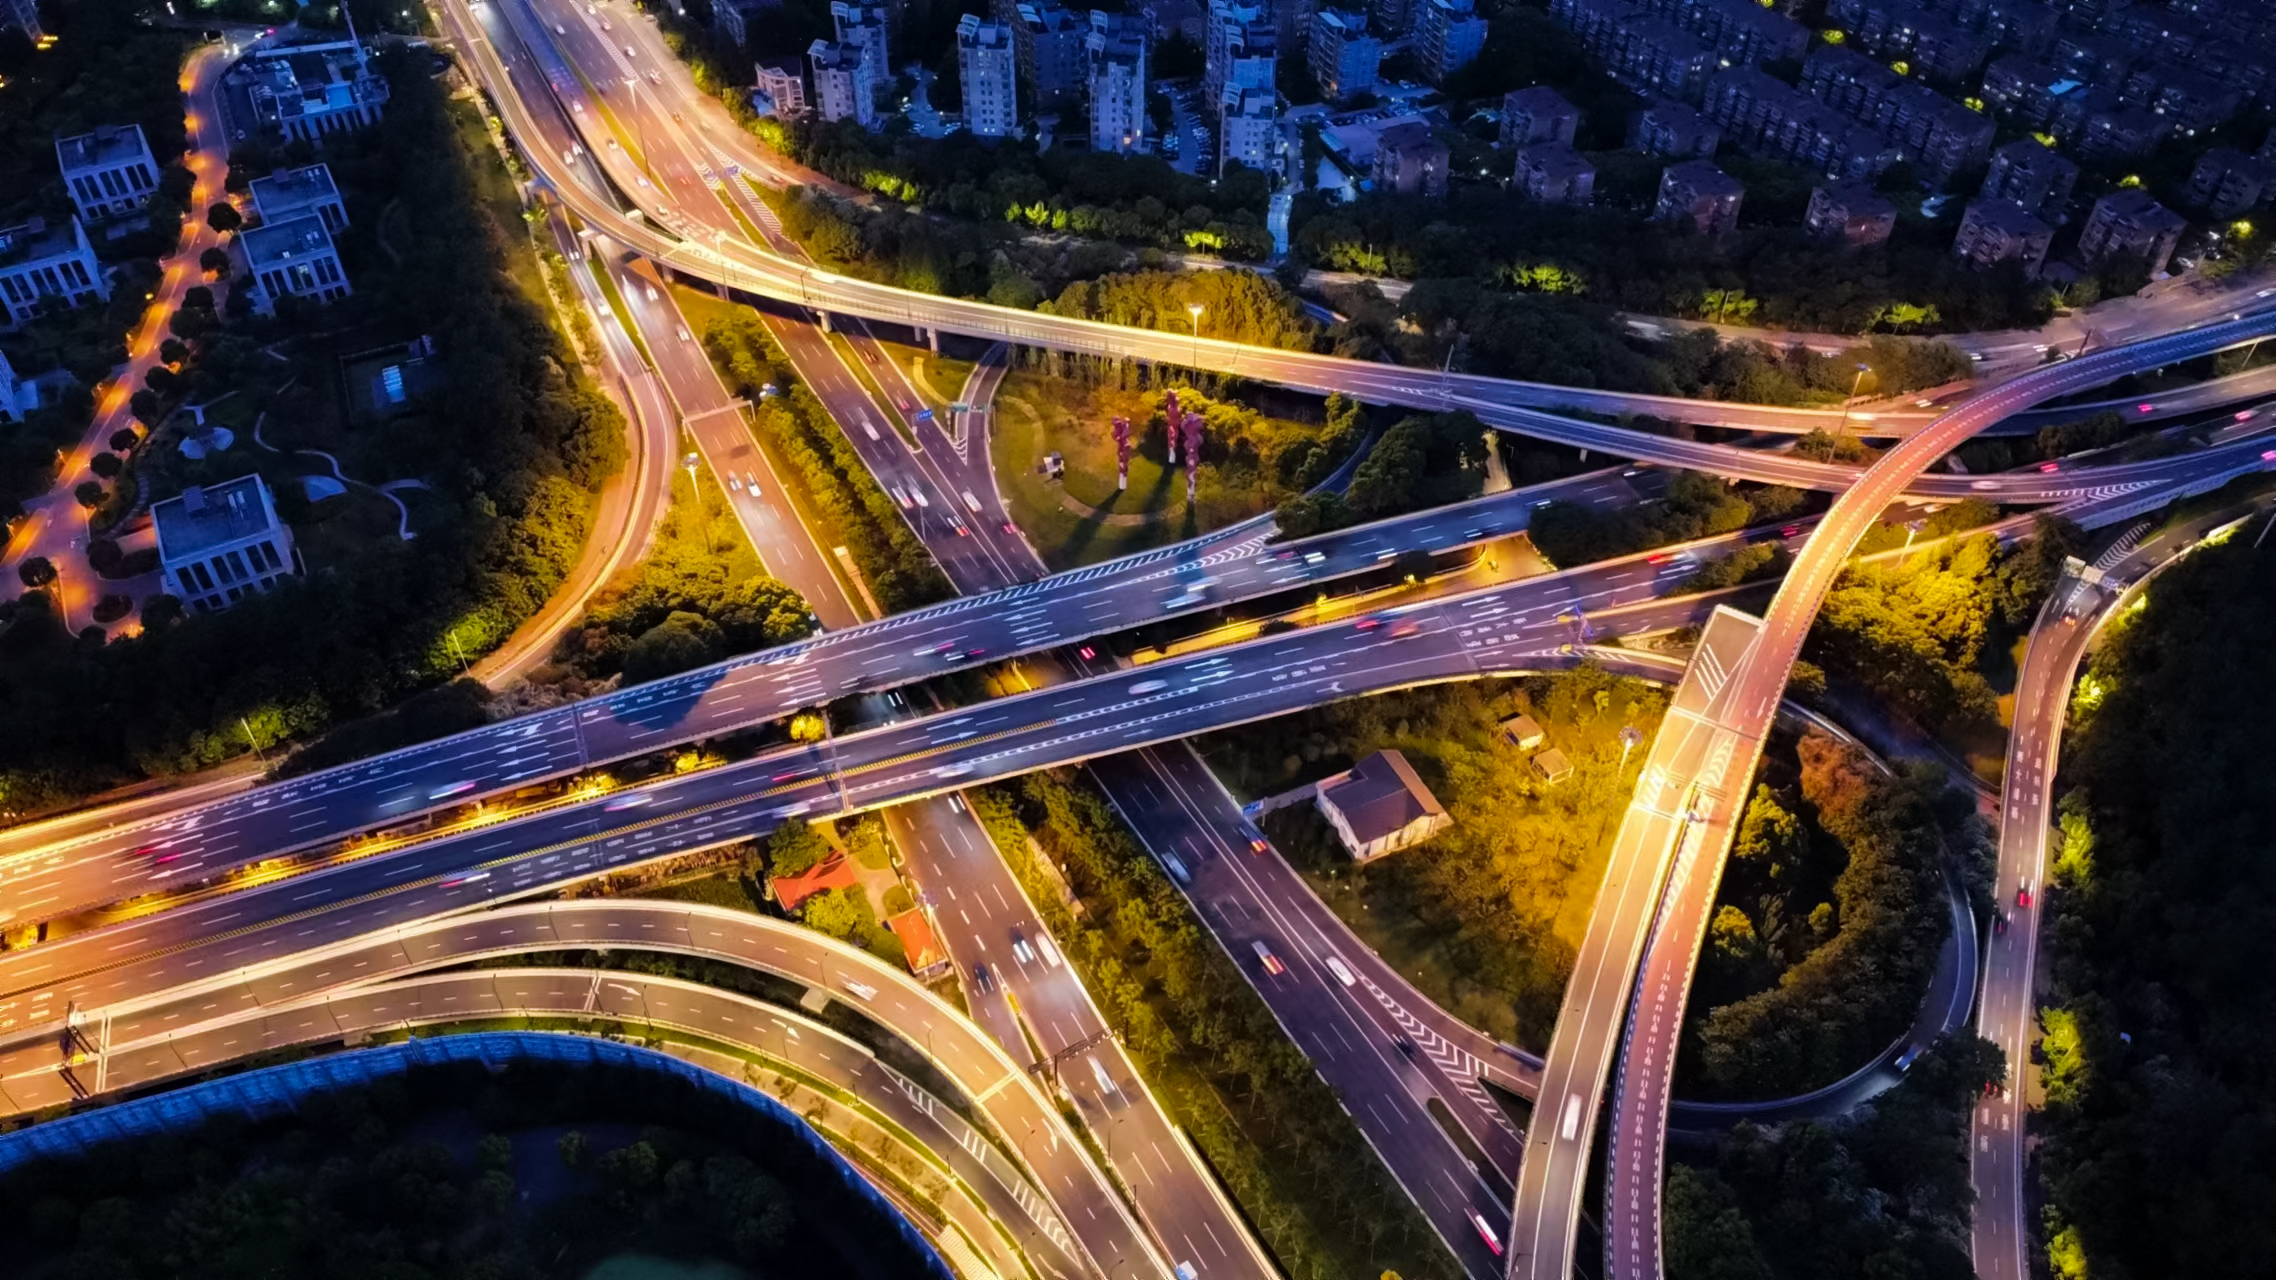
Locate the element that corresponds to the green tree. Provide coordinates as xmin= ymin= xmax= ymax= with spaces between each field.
xmin=1663 ymin=1165 xmax=1771 ymax=1280
xmin=621 ymin=611 xmax=725 ymax=684
xmin=205 ymin=202 xmax=242 ymax=234
xmin=17 ymin=557 xmax=57 ymax=588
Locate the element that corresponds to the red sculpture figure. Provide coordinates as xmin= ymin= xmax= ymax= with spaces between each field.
xmin=1112 ymin=415 xmax=1132 ymax=491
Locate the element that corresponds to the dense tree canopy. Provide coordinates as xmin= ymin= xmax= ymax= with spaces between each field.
xmin=2035 ymin=536 xmax=2276 ymax=1279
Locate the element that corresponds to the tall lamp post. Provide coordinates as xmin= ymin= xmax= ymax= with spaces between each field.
xmin=1835 ymin=362 xmax=1872 ymax=436
xmin=1186 ymin=302 xmax=1205 ymax=369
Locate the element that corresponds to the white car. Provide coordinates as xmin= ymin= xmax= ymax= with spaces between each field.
xmin=676 ymin=325 xmax=692 ymax=342
xmin=1009 ymin=929 xmax=1036 ymax=964
xmin=841 ymin=981 xmax=877 ymax=1002
xmin=1035 ymin=934 xmax=1063 ymax=969
xmin=1324 ymin=954 xmax=1356 ymax=986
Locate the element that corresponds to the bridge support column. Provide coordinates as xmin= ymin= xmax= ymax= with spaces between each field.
xmin=817 ymin=310 xmax=833 ymax=333
xmin=927 ymin=326 xmax=941 ymax=355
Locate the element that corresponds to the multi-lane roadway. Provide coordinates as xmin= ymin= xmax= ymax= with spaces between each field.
xmin=1516 ymin=307 xmax=2276 ymax=1280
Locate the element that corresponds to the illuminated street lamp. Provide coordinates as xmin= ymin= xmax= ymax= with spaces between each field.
xmin=1186 ymin=302 xmax=1204 ymax=367
xmin=1835 ymin=362 xmax=1871 ymax=436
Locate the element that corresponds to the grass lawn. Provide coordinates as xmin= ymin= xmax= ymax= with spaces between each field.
xmin=1198 ymin=671 xmax=1671 ymax=1048
xmin=991 ymin=371 xmax=1289 ymax=570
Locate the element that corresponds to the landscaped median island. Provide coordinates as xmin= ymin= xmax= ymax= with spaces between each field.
xmin=991 ymin=374 xmax=1365 ymax=569
xmin=698 ymin=310 xmax=954 ymax=616
xmin=966 ymin=770 xmax=1463 ymax=1280
xmin=1198 ymin=668 xmax=1668 ymax=1047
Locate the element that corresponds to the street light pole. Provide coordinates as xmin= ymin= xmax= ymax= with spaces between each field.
xmin=1186 ymin=302 xmax=1204 ymax=370
xmin=1835 ymin=362 xmax=1871 ymax=436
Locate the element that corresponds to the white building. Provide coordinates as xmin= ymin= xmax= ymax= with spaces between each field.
xmin=958 ymin=16 xmax=1020 ymax=137
xmin=1413 ymin=0 xmax=1487 ymax=84
xmin=55 ymin=124 xmax=161 ymax=223
xmin=712 ymin=0 xmax=780 ymax=51
xmin=241 ymin=214 xmax=351 ymax=313
xmin=809 ymin=40 xmax=877 ymax=126
xmin=1206 ymin=0 xmax=1277 ymax=100
xmin=1308 ymin=9 xmax=1379 ymax=103
xmin=0 ymin=217 xmax=108 ymax=332
xmin=233 ymin=35 xmax=389 ymax=140
xmin=248 ymin=163 xmax=348 ymax=235
xmin=1220 ymin=84 xmax=1280 ymax=177
xmin=0 ymin=349 xmax=23 ymax=422
xmin=2 ymin=0 xmax=45 ymax=43
xmin=830 ymin=1 xmax=891 ymax=104
xmin=1087 ymin=10 xmax=1149 ymax=154
xmin=756 ymin=60 xmax=809 ymax=118
xmin=153 ymin=475 xmax=300 ymax=615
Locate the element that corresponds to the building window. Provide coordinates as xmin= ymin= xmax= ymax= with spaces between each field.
xmin=225 ymin=549 xmax=249 ymax=580
xmin=191 ymin=561 xmax=216 ymax=591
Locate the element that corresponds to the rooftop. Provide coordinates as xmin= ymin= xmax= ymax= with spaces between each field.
xmin=0 ymin=217 xmax=85 ymax=270
xmin=1319 ymin=749 xmax=1446 ymax=846
xmin=1665 ymin=160 xmax=1742 ymax=197
xmin=248 ymin=163 xmax=340 ymax=217
xmin=241 ymin=214 xmax=335 ymax=269
xmin=152 ymin=475 xmax=280 ymax=561
xmin=1376 ymin=120 xmax=1440 ymax=153
xmin=1963 ymin=198 xmax=2052 ymax=235
xmin=55 ymin=124 xmax=152 ymax=172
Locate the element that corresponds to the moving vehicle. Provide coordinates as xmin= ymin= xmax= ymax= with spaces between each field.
xmin=1471 ymin=1212 xmax=1505 ymax=1257
xmin=1160 ymin=852 xmax=1191 ymax=884
xmin=1251 ymin=940 xmax=1285 ymax=975
xmin=1129 ymin=679 xmax=1168 ymax=695
xmin=1324 ymin=954 xmax=1356 ymax=986
xmin=1035 ymin=934 xmax=1063 ymax=969
xmin=428 ymin=780 xmax=479 ymax=801
xmin=1895 ymin=1042 xmax=1925 ymax=1072
xmin=1388 ymin=619 xmax=1421 ymax=638
xmin=441 ymin=871 xmax=490 ymax=889
xmin=675 ymin=325 xmax=691 ymax=343
xmin=1009 ymin=929 xmax=1036 ymax=964
xmin=841 ymin=981 xmax=877 ymax=1002
xmin=603 ymin=793 xmax=654 ymax=812
xmin=2016 ymin=884 xmax=2034 ymax=909
xmin=1393 ymin=1034 xmax=1417 ymax=1058
xmin=1088 ymin=1055 xmax=1118 ymax=1095
xmin=970 ymin=962 xmax=995 ymax=995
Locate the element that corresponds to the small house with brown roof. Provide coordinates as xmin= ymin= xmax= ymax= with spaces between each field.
xmin=1314 ymin=749 xmax=1453 ymax=862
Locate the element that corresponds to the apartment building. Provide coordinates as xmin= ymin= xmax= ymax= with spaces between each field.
xmin=2183 ymin=147 xmax=2275 ymax=219
xmin=756 ymin=60 xmax=810 ymax=118
xmin=712 ymin=0 xmax=779 ymax=51
xmin=1373 ymin=121 xmax=1449 ymax=197
xmin=958 ymin=16 xmax=1020 ymax=137
xmin=1630 ymin=0 xmax=1807 ymax=68
xmin=2077 ymin=189 xmax=2189 ymax=276
xmin=0 ymin=217 xmax=108 ymax=332
xmin=153 ymin=476 xmax=300 ymax=615
xmin=809 ymin=40 xmax=877 ymax=126
xmin=242 ymin=215 xmax=350 ymax=313
xmin=1953 ymin=0 xmax=2057 ymax=56
xmin=1629 ymin=100 xmax=1721 ymax=157
xmin=1655 ymin=159 xmax=1743 ymax=236
xmin=1979 ymin=137 xmax=2078 ymax=223
xmin=2077 ymin=105 xmax=2170 ymax=163
xmin=1205 ymin=0 xmax=1277 ymax=100
xmin=1502 ymin=86 xmax=1580 ymax=149
xmin=1550 ymin=0 xmax=1718 ymax=102
xmin=1308 ymin=9 xmax=1379 ymax=103
xmin=1515 ymin=146 xmax=1596 ymax=204
xmin=55 ymin=125 xmax=160 ymax=223
xmin=1221 ymin=84 xmax=1281 ymax=177
xmin=248 ymin=163 xmax=348 ymax=236
xmin=1805 ymin=181 xmax=1896 ymax=246
xmin=1979 ymin=55 xmax=2092 ymax=133
xmin=233 ymin=37 xmax=389 ymax=140
xmin=1700 ymin=68 xmax=1898 ymax=181
xmin=1004 ymin=0 xmax=1088 ymax=108
xmin=831 ymin=1 xmax=891 ymax=103
xmin=1953 ymin=198 xmax=2052 ymax=274
xmin=1087 ymin=11 xmax=1149 ymax=154
xmin=1413 ymin=0 xmax=1489 ymax=84
xmin=1800 ymin=46 xmax=1991 ymax=186
xmin=1827 ymin=0 xmax=1990 ymax=84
